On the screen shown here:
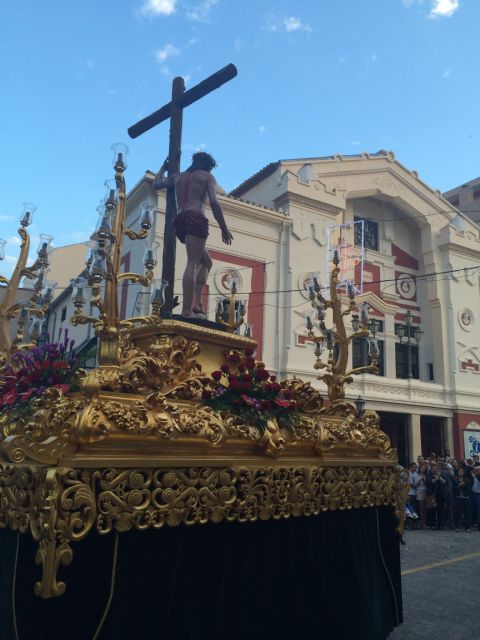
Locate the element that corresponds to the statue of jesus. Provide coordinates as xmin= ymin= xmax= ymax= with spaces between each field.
xmin=153 ymin=152 xmax=234 ymax=318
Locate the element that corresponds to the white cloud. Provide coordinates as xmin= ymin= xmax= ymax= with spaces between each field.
xmin=0 ymin=214 xmax=13 ymax=221
xmin=371 ymin=53 xmax=378 ymax=63
xmin=429 ymin=0 xmax=459 ymax=17
xmin=442 ymin=67 xmax=452 ymax=77
xmin=336 ymin=56 xmax=348 ymax=64
xmin=154 ymin=44 xmax=180 ymax=63
xmin=186 ymin=0 xmax=219 ymax=22
xmin=402 ymin=0 xmax=459 ymax=17
xmin=283 ymin=16 xmax=312 ymax=32
xmin=350 ymin=140 xmax=361 ymax=146
xmin=259 ymin=125 xmax=266 ymax=133
xmin=7 ymin=236 xmax=21 ymax=247
xmin=141 ymin=0 xmax=176 ymax=17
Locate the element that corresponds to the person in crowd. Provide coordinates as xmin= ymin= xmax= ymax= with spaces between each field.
xmin=426 ymin=463 xmax=446 ymax=529
xmin=440 ymin=460 xmax=454 ymax=529
xmin=415 ymin=463 xmax=428 ymax=529
xmin=453 ymin=465 xmax=473 ymax=531
xmin=469 ymin=463 xmax=480 ymax=530
xmin=408 ymin=463 xmax=420 ymax=516
xmin=445 ymin=449 xmax=452 ymax=463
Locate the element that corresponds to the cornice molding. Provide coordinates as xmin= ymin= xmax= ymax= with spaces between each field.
xmin=274 ymin=192 xmax=342 ymax=216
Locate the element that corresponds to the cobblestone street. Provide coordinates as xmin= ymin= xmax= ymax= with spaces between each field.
xmin=388 ymin=528 xmax=480 ymax=640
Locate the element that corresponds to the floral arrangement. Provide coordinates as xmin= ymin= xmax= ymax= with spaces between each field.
xmin=202 ymin=348 xmax=297 ymax=432
xmin=0 ymin=330 xmax=79 ymax=416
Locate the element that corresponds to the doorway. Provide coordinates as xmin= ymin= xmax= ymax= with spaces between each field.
xmin=379 ymin=412 xmax=409 ymax=467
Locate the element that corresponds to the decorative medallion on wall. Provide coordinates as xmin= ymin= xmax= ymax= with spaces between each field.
xmin=396 ymin=273 xmax=416 ymax=300
xmin=214 ymin=267 xmax=243 ymax=295
xmin=458 ymin=308 xmax=474 ymax=332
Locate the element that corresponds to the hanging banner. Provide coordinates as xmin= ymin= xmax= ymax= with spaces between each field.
xmin=463 ymin=430 xmax=480 ymax=459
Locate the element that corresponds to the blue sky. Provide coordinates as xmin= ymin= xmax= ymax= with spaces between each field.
xmin=0 ymin=0 xmax=478 ymax=273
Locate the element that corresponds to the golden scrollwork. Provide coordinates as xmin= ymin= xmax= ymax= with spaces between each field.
xmin=0 ymin=461 xmax=400 ymax=598
xmin=28 ymin=468 xmax=96 ymax=598
xmin=120 ymin=334 xmax=203 ymax=394
xmin=94 ymin=464 xmax=400 ymax=533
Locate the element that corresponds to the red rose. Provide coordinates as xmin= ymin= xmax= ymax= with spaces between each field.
xmin=271 ymin=382 xmax=281 ymax=393
xmin=237 ymin=364 xmax=246 ymax=372
xmin=220 ymin=364 xmax=230 ymax=374
xmin=270 ymin=375 xmax=277 ymax=382
xmin=274 ymin=398 xmax=291 ymax=408
xmin=261 ymin=400 xmax=271 ymax=410
xmin=245 ymin=357 xmax=256 ymax=370
xmin=229 ymin=378 xmax=241 ymax=391
xmin=227 ymin=352 xmax=240 ymax=363
xmin=244 ymin=347 xmax=254 ymax=357
xmin=211 ymin=371 xmax=223 ymax=381
xmin=242 ymin=374 xmax=252 ymax=383
xmin=2 ymin=389 xmax=18 ymax=406
xmin=241 ymin=394 xmax=256 ymax=407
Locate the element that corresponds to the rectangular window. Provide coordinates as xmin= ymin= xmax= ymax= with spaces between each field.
xmin=395 ymin=343 xmax=419 ymax=379
xmin=61 ymin=307 xmax=67 ymax=322
xmin=354 ymin=216 xmax=379 ymax=251
xmin=428 ymin=363 xmax=434 ymax=381
xmin=352 ymin=337 xmax=384 ymax=376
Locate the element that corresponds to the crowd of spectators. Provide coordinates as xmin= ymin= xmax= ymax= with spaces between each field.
xmin=405 ymin=451 xmax=480 ymax=532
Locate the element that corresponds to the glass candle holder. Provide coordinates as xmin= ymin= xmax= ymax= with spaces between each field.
xmin=71 ymin=276 xmax=88 ymax=307
xmin=111 ymin=143 xmax=129 ymax=170
xmin=139 ymin=203 xmax=154 ymax=231
xmin=20 ymin=202 xmax=37 ymax=227
xmin=143 ymin=241 xmax=160 ymax=271
xmin=37 ymin=234 xmax=54 ymax=267
xmin=151 ymin=279 xmax=168 ymax=313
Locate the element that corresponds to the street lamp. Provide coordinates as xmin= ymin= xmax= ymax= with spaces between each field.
xmin=396 ymin=310 xmax=422 ymax=379
xmin=355 ymin=395 xmax=365 ymax=418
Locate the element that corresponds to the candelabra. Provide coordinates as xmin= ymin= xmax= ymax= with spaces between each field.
xmin=305 ymin=250 xmax=379 ymax=402
xmin=70 ymin=145 xmax=166 ymax=376
xmin=395 ymin=310 xmax=423 ymax=379
xmin=215 ymin=281 xmax=245 ymax=333
xmin=0 ymin=204 xmax=54 ymax=364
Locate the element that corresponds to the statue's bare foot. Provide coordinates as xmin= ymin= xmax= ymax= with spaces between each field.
xmin=192 ymin=306 xmax=207 ymax=319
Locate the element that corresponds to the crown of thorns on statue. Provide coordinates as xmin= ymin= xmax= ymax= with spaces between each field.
xmin=189 ymin=152 xmax=217 ymax=171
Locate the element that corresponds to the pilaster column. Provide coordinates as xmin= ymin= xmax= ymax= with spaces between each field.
xmin=444 ymin=416 xmax=454 ymax=457
xmin=408 ymin=414 xmax=422 ymax=462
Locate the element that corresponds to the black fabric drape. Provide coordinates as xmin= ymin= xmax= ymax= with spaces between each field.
xmin=0 ymin=506 xmax=401 ymax=640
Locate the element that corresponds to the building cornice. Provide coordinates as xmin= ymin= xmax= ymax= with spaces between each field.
xmin=273 ymin=192 xmax=342 ymax=216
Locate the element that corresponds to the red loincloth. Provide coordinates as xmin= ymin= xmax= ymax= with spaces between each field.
xmin=173 ymin=210 xmax=209 ymax=244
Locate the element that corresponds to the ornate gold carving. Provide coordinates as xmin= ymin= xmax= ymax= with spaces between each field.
xmin=29 ymin=468 xmax=96 ymax=598
xmin=0 ymin=461 xmax=400 ymax=598
xmin=120 ymin=334 xmax=203 ymax=393
xmin=0 ymin=435 xmax=76 ymax=464
xmin=95 ymin=465 xmax=400 ymax=534
xmin=0 ymin=464 xmax=35 ymax=532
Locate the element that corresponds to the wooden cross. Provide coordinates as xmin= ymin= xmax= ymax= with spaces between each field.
xmin=128 ymin=63 xmax=237 ymax=315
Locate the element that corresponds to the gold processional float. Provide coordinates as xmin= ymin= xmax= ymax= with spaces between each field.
xmin=0 ymin=145 xmax=401 ymax=599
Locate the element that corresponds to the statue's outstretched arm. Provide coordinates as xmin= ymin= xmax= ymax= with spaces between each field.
xmin=207 ymin=176 xmax=232 ymax=245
